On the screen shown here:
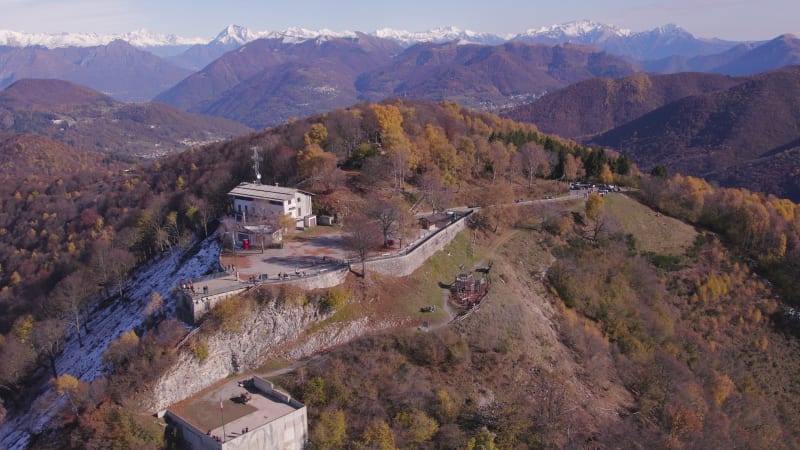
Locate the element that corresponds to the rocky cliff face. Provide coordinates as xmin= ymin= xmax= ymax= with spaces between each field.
xmin=149 ymin=301 xmax=319 ymax=412
xmin=148 ymin=300 xmax=400 ymax=412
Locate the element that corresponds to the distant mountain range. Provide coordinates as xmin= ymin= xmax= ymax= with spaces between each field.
xmin=0 ymin=79 xmax=251 ymax=158
xmin=0 ymin=20 xmax=750 ymax=61
xmin=0 ymin=40 xmax=192 ymax=102
xmin=1 ymin=20 xmax=799 ymax=140
xmin=641 ymin=33 xmax=800 ymax=75
xmin=156 ymin=38 xmax=637 ymax=128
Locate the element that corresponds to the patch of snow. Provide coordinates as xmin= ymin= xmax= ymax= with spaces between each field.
xmin=0 ymin=236 xmax=222 ymax=450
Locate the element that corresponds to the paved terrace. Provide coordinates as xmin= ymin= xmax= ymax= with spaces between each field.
xmin=183 ymin=222 xmax=442 ymax=297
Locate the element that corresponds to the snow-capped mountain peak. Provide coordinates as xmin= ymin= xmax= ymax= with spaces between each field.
xmin=373 ymin=26 xmax=506 ymax=46
xmin=0 ymin=28 xmax=207 ymax=49
xmin=120 ymin=29 xmax=206 ymax=47
xmin=212 ymin=24 xmax=262 ymax=45
xmin=211 ymin=24 xmax=359 ymax=46
xmin=516 ymin=19 xmax=632 ymax=41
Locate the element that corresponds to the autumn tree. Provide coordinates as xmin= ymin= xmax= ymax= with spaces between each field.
xmin=52 ymin=373 xmax=88 ymax=419
xmin=582 ymin=192 xmax=607 ymax=243
xmin=297 ymin=144 xmax=342 ymax=192
xmin=562 ymin=153 xmax=584 ymax=183
xmin=187 ymin=195 xmax=216 ymax=239
xmin=304 ymin=123 xmax=329 ymax=146
xmin=372 ymin=104 xmax=419 ymax=185
xmin=102 ymin=329 xmax=139 ymax=371
xmin=393 ymin=408 xmax=439 ymax=445
xmin=424 ymin=125 xmax=460 ymax=184
xmin=470 ymin=181 xmax=518 ymax=233
xmin=311 ymin=409 xmax=347 ymax=449
xmin=599 ymin=163 xmax=614 ymax=184
xmin=361 ymin=420 xmax=396 ymax=450
xmin=395 ymin=205 xmax=418 ymax=249
xmin=107 ymin=247 xmax=136 ymax=299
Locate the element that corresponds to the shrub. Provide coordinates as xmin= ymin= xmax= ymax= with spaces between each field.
xmin=320 ymin=286 xmax=350 ymax=312
xmin=394 ymin=408 xmax=439 ymax=444
xmin=190 ymin=339 xmax=209 ymax=362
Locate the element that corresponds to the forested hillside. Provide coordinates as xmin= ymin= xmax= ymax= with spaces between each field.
xmin=1 ymin=99 xmax=799 ymax=449
xmin=0 ymin=99 xmax=629 ymax=444
xmin=504 ymin=72 xmax=741 ymax=139
xmin=508 ymin=66 xmax=800 ymax=201
xmin=590 ymin=66 xmax=800 ymax=200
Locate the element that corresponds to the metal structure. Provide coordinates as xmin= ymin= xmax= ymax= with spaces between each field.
xmin=450 ymin=266 xmax=491 ymax=308
xmin=251 ymin=146 xmax=262 ymax=184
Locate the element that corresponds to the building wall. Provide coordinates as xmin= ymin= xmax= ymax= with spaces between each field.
xmin=220 ymin=408 xmax=308 ymax=450
xmin=182 ymin=287 xmax=251 ymax=324
xmin=286 ymin=193 xmax=313 ymax=220
xmin=233 ymin=198 xmax=285 ymax=223
xmin=282 ymin=267 xmax=348 ymax=290
xmin=166 ymin=411 xmax=222 ymax=450
xmin=233 ymin=193 xmax=312 ymax=222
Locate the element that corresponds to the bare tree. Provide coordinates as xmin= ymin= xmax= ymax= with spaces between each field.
xmin=419 ymin=168 xmax=451 ymax=214
xmin=365 ymin=193 xmax=401 ymax=248
xmin=518 ymin=142 xmax=550 ymax=188
xmin=32 ymin=318 xmax=68 ymax=379
xmin=342 ymin=213 xmax=382 ymax=278
xmin=396 ymin=206 xmax=418 ymax=250
xmin=107 ymin=248 xmax=136 ymax=299
xmin=52 ymin=270 xmax=96 ymax=347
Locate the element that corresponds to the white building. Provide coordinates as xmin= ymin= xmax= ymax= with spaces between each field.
xmin=166 ymin=376 xmax=308 ymax=450
xmin=228 ymin=182 xmax=316 ymax=228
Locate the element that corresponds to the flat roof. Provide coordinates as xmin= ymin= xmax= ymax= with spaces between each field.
xmin=228 ymin=183 xmax=311 ymax=202
xmin=168 ymin=376 xmax=300 ymax=441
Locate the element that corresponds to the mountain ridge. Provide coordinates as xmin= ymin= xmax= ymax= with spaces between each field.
xmin=0 ymin=21 xmax=749 ymax=52
xmin=0 ymin=78 xmax=251 ymax=158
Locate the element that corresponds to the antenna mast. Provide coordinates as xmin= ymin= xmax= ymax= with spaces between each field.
xmin=251 ymin=146 xmax=262 ymax=184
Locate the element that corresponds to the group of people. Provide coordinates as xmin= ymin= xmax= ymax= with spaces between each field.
xmin=180 ymin=279 xmax=209 ymax=295
xmin=180 ymin=280 xmax=195 ymax=293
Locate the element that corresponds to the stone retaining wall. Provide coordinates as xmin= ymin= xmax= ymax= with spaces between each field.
xmin=366 ymin=212 xmax=471 ymax=277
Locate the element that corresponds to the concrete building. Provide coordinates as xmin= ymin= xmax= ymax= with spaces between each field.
xmin=166 ymin=376 xmax=307 ymax=450
xmin=229 ymin=183 xmax=315 ymax=228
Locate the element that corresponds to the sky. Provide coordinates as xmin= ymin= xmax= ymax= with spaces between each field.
xmin=0 ymin=0 xmax=797 ymax=41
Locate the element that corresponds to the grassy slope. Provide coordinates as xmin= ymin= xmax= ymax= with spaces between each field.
xmin=603 ymin=193 xmax=698 ymax=255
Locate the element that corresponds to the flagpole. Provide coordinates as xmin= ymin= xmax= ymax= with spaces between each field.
xmin=220 ymin=397 xmax=226 ymax=443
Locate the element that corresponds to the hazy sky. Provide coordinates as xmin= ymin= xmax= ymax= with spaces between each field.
xmin=0 ymin=0 xmax=796 ymax=41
